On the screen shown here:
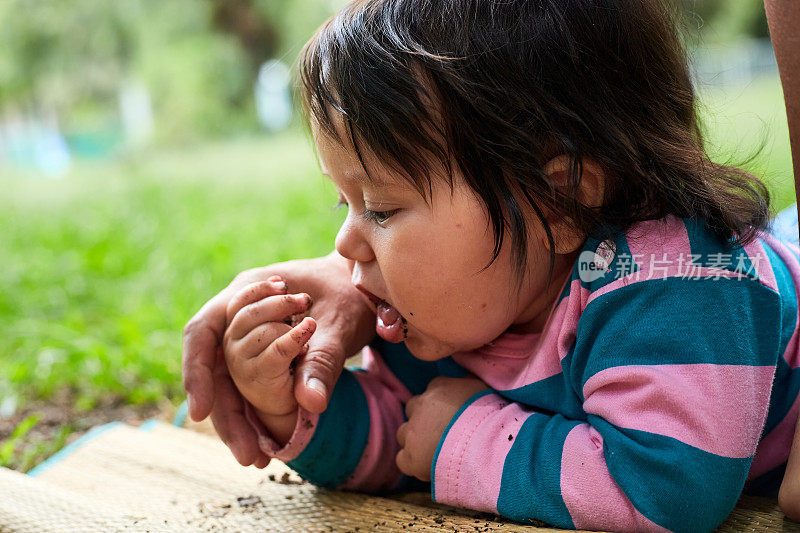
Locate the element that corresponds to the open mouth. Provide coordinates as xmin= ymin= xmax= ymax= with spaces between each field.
xmin=355 ymin=284 xmax=407 ymax=343
xmin=355 ymin=285 xmax=382 ymax=310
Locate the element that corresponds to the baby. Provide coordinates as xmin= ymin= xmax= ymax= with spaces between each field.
xmin=220 ymin=0 xmax=800 ymax=530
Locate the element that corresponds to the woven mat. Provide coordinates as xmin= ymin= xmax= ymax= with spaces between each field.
xmin=0 ymin=421 xmax=797 ymax=532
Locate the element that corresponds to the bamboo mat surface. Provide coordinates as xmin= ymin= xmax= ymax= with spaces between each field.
xmin=0 ymin=420 xmax=797 ymax=532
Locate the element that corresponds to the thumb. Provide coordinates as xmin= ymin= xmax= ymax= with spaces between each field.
xmin=292 ymin=328 xmax=347 ymax=414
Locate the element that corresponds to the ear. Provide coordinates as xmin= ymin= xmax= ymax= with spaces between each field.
xmin=543 ymin=154 xmax=605 ymax=208
xmin=537 ymin=155 xmax=606 ymax=254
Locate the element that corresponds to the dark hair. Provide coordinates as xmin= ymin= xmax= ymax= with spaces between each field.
xmin=298 ymin=0 xmax=771 ymax=284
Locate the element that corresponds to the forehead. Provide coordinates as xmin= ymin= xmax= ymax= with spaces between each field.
xmin=311 ymin=115 xmax=412 ymax=190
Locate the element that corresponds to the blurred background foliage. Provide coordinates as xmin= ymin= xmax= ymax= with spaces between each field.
xmin=0 ymin=0 xmax=795 ymax=472
xmin=0 ymin=0 xmax=351 ymax=142
xmin=0 ymin=0 xmax=776 ymax=143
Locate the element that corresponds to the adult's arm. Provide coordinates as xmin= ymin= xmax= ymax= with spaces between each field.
xmin=764 ymin=1 xmax=800 ymax=222
xmin=766 ymin=0 xmax=800 ymax=519
xmin=181 ymin=250 xmax=376 ymax=466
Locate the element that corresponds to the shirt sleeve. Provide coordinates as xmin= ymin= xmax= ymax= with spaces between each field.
xmin=245 ymin=341 xmax=416 ymax=493
xmin=431 ymin=274 xmax=782 ymax=532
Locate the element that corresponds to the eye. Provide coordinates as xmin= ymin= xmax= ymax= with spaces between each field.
xmin=331 ymin=199 xmax=396 ymax=224
xmin=362 ymin=209 xmax=397 ymax=224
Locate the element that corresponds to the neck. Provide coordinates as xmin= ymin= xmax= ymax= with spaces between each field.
xmin=505 ymin=250 xmax=578 ymax=335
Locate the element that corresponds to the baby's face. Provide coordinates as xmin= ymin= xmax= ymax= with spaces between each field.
xmin=313 ymin=119 xmax=572 ymax=361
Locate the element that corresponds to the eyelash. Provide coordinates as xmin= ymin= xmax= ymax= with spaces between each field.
xmin=333 ymin=201 xmax=397 ymax=224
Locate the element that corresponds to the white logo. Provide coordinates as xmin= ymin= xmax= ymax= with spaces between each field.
xmin=578 ymin=240 xmax=615 ymax=283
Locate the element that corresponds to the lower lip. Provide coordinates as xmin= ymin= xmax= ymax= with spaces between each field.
xmin=356 ymin=285 xmax=408 ymax=343
xmin=375 ymin=300 xmax=407 ymax=343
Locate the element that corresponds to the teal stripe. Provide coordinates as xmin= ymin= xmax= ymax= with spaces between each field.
xmin=731 ymin=244 xmax=757 ymax=279
xmin=593 ymin=418 xmax=752 ymax=533
xmin=762 ymin=357 xmax=800 ymax=437
xmin=431 ymin=388 xmax=495 ymax=502
xmin=496 ymin=413 xmax=580 ymax=529
xmin=369 ymin=337 xmax=444 ymax=395
xmin=436 ymin=356 xmax=469 ymax=378
xmin=500 ymin=370 xmax=585 ymax=422
xmin=287 ymin=370 xmax=370 ymax=489
xmin=684 ymin=217 xmax=730 ymax=264
xmin=575 ymin=277 xmax=781 ymax=393
xmin=682 ymin=217 xmax=764 ymax=281
xmin=763 ymin=238 xmax=797 ymax=355
xmin=760 ymin=236 xmax=800 ymax=435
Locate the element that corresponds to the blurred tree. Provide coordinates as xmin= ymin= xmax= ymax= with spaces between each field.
xmin=211 ymin=0 xmax=279 ymax=71
xmin=0 ymin=0 xmax=337 ymax=143
xmin=0 ymin=0 xmax=768 ymax=144
xmin=681 ymin=0 xmax=769 ymax=43
xmin=132 ymin=0 xmax=253 ymax=141
xmin=0 ymin=1 xmax=134 ymax=112
xmin=210 ymin=0 xmax=349 ymax=72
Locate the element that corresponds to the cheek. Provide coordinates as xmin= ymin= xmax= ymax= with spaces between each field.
xmin=375 ymin=178 xmax=526 ymax=353
xmin=381 ymin=229 xmax=516 ymax=350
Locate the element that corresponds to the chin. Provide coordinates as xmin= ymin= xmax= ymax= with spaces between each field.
xmin=403 ymin=336 xmax=456 ymax=362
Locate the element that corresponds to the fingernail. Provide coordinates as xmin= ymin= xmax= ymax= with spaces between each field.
xmin=271 ymin=280 xmax=288 ymax=292
xmin=186 ymin=394 xmax=193 ymax=415
xmin=267 ymin=275 xmax=283 ymax=282
xmin=306 ymin=377 xmax=326 ymax=397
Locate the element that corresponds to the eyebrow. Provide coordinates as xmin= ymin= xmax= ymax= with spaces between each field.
xmin=322 ymin=170 xmax=389 ymax=187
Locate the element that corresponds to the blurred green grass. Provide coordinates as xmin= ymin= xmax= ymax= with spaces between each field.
xmin=700 ymin=73 xmax=795 ymax=209
xmin=0 ymin=73 xmax=795 ymax=422
xmin=0 ymin=129 xmax=345 ymax=414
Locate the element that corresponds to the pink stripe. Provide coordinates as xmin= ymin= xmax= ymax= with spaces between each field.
xmin=784 ymin=328 xmax=800 ymax=369
xmin=244 ymin=401 xmax=319 ymax=462
xmin=340 ymin=372 xmax=405 ymax=491
xmin=558 ymin=280 xmax=588 ymax=360
xmin=749 ymin=393 xmax=800 ymax=480
xmin=433 ymin=394 xmax=529 ymax=513
xmin=615 ymin=216 xmax=756 ymax=289
xmin=764 ymin=229 xmax=800 ymax=261
xmin=561 ymin=423 xmax=671 ymax=532
xmin=760 ymin=232 xmax=800 ymax=368
xmin=626 ymin=215 xmax=691 ymax=272
xmin=742 ymin=237 xmax=778 ymax=292
xmin=587 ymin=267 xmax=751 ymax=307
xmin=583 ymin=364 xmax=775 ymax=458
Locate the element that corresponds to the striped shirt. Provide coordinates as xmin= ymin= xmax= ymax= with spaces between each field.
xmin=245 ymin=214 xmax=800 ymax=532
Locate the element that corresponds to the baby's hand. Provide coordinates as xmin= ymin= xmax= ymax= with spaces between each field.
xmin=222 ymin=281 xmax=317 ymax=417
xmin=395 ymin=376 xmax=489 ymax=481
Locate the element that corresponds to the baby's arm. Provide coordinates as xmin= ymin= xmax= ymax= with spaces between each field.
xmin=294 ymin=344 xmax=417 ymax=492
xmin=222 ymin=282 xmax=317 ymax=446
xmin=245 ymin=342 xmax=414 ymax=492
xmin=224 ymin=281 xmax=416 ymax=492
xmin=430 ymin=275 xmax=781 ymax=531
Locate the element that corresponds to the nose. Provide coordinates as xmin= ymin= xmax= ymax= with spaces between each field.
xmin=334 ymin=212 xmax=375 ymax=263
